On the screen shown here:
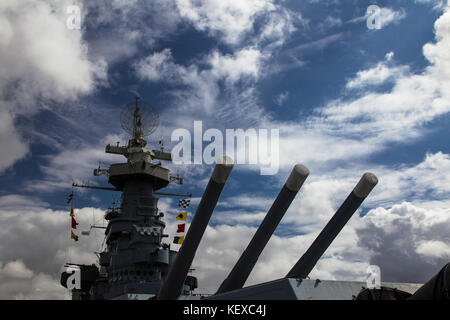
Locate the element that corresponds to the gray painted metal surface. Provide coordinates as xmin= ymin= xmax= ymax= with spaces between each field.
xmin=286 ymin=173 xmax=378 ymax=279
xmin=208 ymin=278 xmax=422 ymax=300
xmin=216 ymin=164 xmax=309 ymax=294
xmin=157 ymin=157 xmax=234 ymax=300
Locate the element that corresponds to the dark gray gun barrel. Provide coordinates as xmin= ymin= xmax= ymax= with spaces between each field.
xmin=285 ymin=172 xmax=378 ymax=279
xmin=216 ymin=164 xmax=310 ymax=294
xmin=157 ymin=156 xmax=234 ymax=300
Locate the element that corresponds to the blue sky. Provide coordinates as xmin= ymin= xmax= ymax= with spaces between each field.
xmin=0 ymin=0 xmax=449 ymax=298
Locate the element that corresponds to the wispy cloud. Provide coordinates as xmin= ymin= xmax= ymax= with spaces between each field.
xmin=346 ymin=52 xmax=410 ymax=90
xmin=284 ymin=32 xmax=345 ymax=55
xmin=275 ymin=91 xmax=289 ymax=106
xmin=135 ymin=47 xmax=269 ymax=125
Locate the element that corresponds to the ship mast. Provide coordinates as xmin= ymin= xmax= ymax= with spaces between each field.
xmin=62 ymin=98 xmax=193 ymax=300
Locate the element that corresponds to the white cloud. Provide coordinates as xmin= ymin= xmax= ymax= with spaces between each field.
xmin=0 ymin=108 xmax=29 ymax=174
xmin=220 ymin=194 xmax=274 ymax=211
xmin=323 ymin=16 xmax=343 ymax=28
xmin=209 ymin=48 xmax=264 ymax=84
xmin=0 ymin=260 xmax=33 ymax=279
xmin=135 ymin=49 xmax=178 ymax=82
xmin=137 ymin=47 xmax=265 ymax=85
xmin=285 ymin=32 xmax=344 ymax=54
xmin=275 ymin=91 xmax=289 ymax=106
xmin=257 ymin=6 xmax=305 ymax=49
xmin=350 ymin=6 xmax=406 ymax=29
xmin=24 ymin=133 xmax=127 ymax=193
xmin=0 ymin=194 xmax=106 ymax=299
xmin=0 ymin=259 xmax=67 ymax=299
xmin=0 ymin=0 xmax=106 ymax=104
xmin=0 ymin=0 xmax=107 ymax=173
xmin=357 ymin=202 xmax=450 ymax=282
xmin=0 ymin=194 xmax=49 ymax=211
xmin=371 ymin=7 xmax=407 ymax=29
xmin=369 ymin=152 xmax=450 ymax=205
xmin=261 ymin=6 xmax=450 ymax=174
xmin=416 ymin=240 xmax=450 ymax=259
xmin=133 ymin=2 xmax=306 ymax=134
xmin=346 ymin=56 xmax=409 ymax=90
xmin=414 ymin=0 xmax=448 ymax=10
xmin=212 ymin=210 xmax=267 ymax=225
xmin=270 ymin=152 xmax=450 ymax=231
xmin=136 ymin=47 xmax=267 ymax=124
xmin=175 ymin=0 xmax=276 ymax=44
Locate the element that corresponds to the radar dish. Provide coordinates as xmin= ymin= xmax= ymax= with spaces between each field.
xmin=120 ymin=99 xmax=159 ymax=139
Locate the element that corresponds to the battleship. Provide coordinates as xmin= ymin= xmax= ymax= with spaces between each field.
xmin=60 ymin=98 xmax=449 ymax=300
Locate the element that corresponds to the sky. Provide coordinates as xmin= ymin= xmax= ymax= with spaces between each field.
xmin=0 ymin=0 xmax=449 ymax=299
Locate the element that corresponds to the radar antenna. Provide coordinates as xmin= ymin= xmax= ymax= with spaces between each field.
xmin=120 ymin=97 xmax=159 ymax=142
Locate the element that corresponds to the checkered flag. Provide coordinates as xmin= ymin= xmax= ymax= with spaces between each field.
xmin=66 ymin=192 xmax=73 ymax=204
xmin=178 ymin=199 xmax=190 ymax=209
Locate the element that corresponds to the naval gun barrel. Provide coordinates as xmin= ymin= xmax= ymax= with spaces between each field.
xmin=157 ymin=156 xmax=234 ymax=300
xmin=215 ymin=164 xmax=310 ymax=294
xmin=285 ymin=172 xmax=378 ymax=279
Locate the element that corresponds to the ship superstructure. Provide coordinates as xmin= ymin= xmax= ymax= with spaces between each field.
xmin=61 ymin=99 xmax=196 ymax=299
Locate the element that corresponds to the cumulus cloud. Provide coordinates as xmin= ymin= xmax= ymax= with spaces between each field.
xmin=416 ymin=240 xmax=450 ymax=259
xmin=209 ymin=48 xmax=264 ymax=84
xmin=175 ymin=0 xmax=276 ymax=44
xmin=0 ymin=260 xmax=66 ymax=300
xmin=0 ymin=0 xmax=106 ymax=104
xmin=0 ymin=195 xmax=106 ymax=299
xmin=357 ymin=202 xmax=450 ymax=283
xmin=137 ymin=47 xmax=265 ymax=85
xmin=136 ymin=47 xmax=268 ymax=126
xmin=0 ymin=0 xmax=107 ymax=173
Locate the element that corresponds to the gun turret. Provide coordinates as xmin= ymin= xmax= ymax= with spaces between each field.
xmin=286 ymin=172 xmax=378 ymax=279
xmin=157 ymin=156 xmax=234 ymax=300
xmin=408 ymin=263 xmax=450 ymax=300
xmin=215 ymin=164 xmax=309 ymax=294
